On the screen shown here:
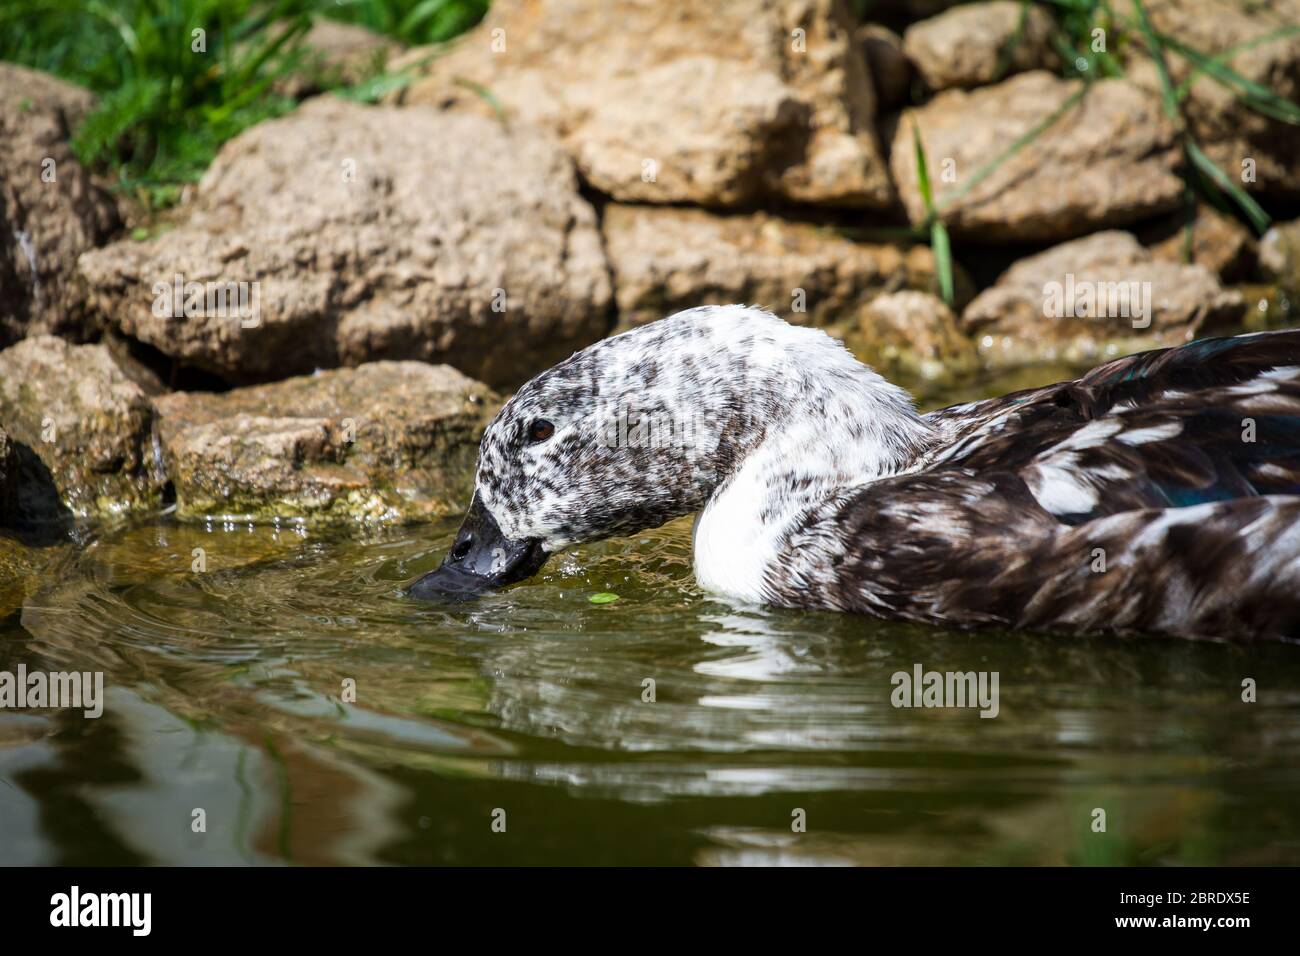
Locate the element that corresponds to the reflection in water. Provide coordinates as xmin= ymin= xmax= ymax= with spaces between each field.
xmin=1 ymin=513 xmax=1299 ymax=865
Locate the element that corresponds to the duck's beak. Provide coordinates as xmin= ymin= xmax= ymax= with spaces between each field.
xmin=407 ymin=493 xmax=547 ymax=600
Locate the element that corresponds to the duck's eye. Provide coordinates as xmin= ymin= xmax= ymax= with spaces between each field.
xmin=526 ymin=419 xmax=555 ymax=443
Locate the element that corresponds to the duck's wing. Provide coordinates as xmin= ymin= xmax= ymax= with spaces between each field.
xmin=771 ymin=330 xmax=1300 ymax=639
xmin=776 ymin=470 xmax=1300 ymax=641
xmin=923 ymin=329 xmax=1300 ymax=524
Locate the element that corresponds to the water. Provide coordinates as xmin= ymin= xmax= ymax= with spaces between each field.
xmin=3 ymin=367 xmax=1300 ymax=866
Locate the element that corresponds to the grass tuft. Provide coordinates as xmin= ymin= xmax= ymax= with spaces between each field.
xmin=0 ymin=0 xmax=486 ymax=209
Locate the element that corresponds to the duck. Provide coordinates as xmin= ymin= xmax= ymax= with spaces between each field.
xmin=410 ymin=305 xmax=1300 ymax=642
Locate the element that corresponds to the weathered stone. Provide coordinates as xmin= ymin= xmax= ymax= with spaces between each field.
xmin=1235 ymin=283 xmax=1291 ymax=332
xmin=903 ymin=1 xmax=1058 ymax=91
xmin=874 ymin=0 xmax=964 ymax=16
xmin=153 ymin=362 xmax=497 ymax=524
xmin=0 ymin=336 xmax=165 ymax=521
xmin=962 ymin=231 xmax=1247 ymax=368
xmin=300 ymin=18 xmax=402 ymax=82
xmin=0 ymin=63 xmax=120 ymax=345
xmin=1130 ymin=0 xmax=1300 ymax=200
xmin=603 ymin=204 xmax=971 ymax=331
xmin=1141 ymin=205 xmax=1257 ymax=283
xmin=858 ymin=24 xmax=912 ymax=111
xmin=78 ymin=98 xmax=611 ymax=390
xmin=1260 ymin=218 xmax=1300 ymax=290
xmin=276 ymin=18 xmax=405 ymax=97
xmin=891 ymin=72 xmax=1184 ymax=241
xmin=0 ymin=425 xmax=16 ymax=524
xmin=394 ymin=0 xmax=895 ymax=209
xmin=0 ymin=534 xmax=36 ymax=619
xmin=832 ymin=291 xmax=979 ymax=387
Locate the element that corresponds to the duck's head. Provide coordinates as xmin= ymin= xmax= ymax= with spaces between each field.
xmin=408 ymin=305 xmax=929 ymax=599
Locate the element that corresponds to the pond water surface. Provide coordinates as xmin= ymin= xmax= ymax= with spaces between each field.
xmin=3 ymin=374 xmax=1300 ymax=865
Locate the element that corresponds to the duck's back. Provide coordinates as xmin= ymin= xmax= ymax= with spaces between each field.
xmin=773 ymin=329 xmax=1300 ymax=641
xmin=927 ymin=329 xmax=1300 ymax=522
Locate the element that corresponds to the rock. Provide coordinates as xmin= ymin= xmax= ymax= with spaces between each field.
xmin=602 ymin=204 xmax=972 ymax=331
xmin=1235 ymin=283 xmax=1291 ymax=332
xmin=832 ymin=291 xmax=979 ymax=387
xmin=891 ymin=72 xmax=1184 ymax=241
xmin=858 ymin=25 xmax=912 ymax=111
xmin=153 ymin=362 xmax=497 ymax=524
xmin=0 ymin=63 xmax=120 ymax=346
xmin=394 ymin=0 xmax=895 ymax=209
xmin=298 ymin=18 xmax=402 ymax=82
xmin=78 ymin=98 xmax=611 ymax=390
xmin=0 ymin=336 xmax=165 ymax=521
xmin=0 ymin=534 xmax=35 ymax=618
xmin=1141 ymin=205 xmax=1257 ymax=283
xmin=1260 ymin=219 xmax=1300 ymax=290
xmin=962 ymin=231 xmax=1247 ymax=368
xmin=0 ymin=425 xmax=16 ymax=523
xmin=874 ymin=0 xmax=964 ymax=16
xmin=277 ymin=18 xmax=405 ymax=97
xmin=902 ymin=1 xmax=1058 ymax=92
xmin=1130 ymin=0 xmax=1300 ymax=200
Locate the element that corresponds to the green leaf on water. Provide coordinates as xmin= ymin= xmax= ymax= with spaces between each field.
xmin=589 ymin=592 xmax=620 ymax=605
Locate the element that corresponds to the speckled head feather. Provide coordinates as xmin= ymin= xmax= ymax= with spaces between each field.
xmin=473 ymin=305 xmax=932 ymax=552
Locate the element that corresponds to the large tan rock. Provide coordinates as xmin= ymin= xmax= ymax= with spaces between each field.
xmin=602 ymin=204 xmax=971 ymax=331
xmin=903 ymin=1 xmax=1058 ymax=91
xmin=395 ymin=0 xmax=895 ymax=209
xmin=1140 ymin=205 xmax=1257 ymax=282
xmin=0 ymin=64 xmax=120 ymax=345
xmin=962 ymin=231 xmax=1246 ymax=368
xmin=1260 ymin=218 xmax=1300 ymax=290
xmin=79 ymin=98 xmax=610 ymax=390
xmin=153 ymin=362 xmax=497 ymax=524
xmin=891 ymin=72 xmax=1184 ymax=241
xmin=832 ymin=291 xmax=979 ymax=387
xmin=0 ymin=336 xmax=166 ymax=521
xmin=1130 ymin=0 xmax=1300 ymax=199
xmin=275 ymin=18 xmax=406 ymax=97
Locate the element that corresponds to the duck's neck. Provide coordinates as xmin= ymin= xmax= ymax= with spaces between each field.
xmin=687 ymin=334 xmax=934 ymax=603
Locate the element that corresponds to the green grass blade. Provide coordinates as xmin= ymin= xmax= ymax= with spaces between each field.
xmin=930 ymin=220 xmax=955 ymax=307
xmin=1173 ymin=26 xmax=1300 ymax=101
xmin=1130 ymin=0 xmax=1181 ymax=122
xmin=909 ymin=119 xmax=955 ymax=306
xmin=910 ymin=117 xmax=936 ymax=216
xmin=937 ymin=83 xmax=1086 ymax=213
xmin=1185 ymin=139 xmax=1271 ymax=233
xmin=1129 ymin=0 xmax=1269 ymax=233
xmin=1160 ymin=29 xmax=1300 ymax=124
